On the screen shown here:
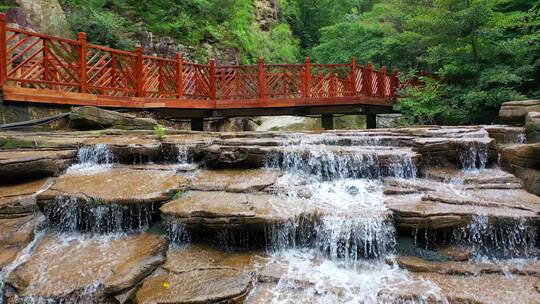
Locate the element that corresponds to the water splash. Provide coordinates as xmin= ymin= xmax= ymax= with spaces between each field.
xmin=457 ymin=141 xmax=489 ymax=171
xmin=68 ymin=144 xmax=114 ymax=173
xmin=256 ymin=249 xmax=447 ymax=304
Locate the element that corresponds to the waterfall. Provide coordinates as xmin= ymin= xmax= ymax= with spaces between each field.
xmin=42 ymin=196 xmax=155 ymax=233
xmin=453 ymin=215 xmax=538 ymax=259
xmin=263 ymin=135 xmax=418 ymax=262
xmin=177 ymin=145 xmax=193 ymax=164
xmin=457 ymin=141 xmax=489 ymax=171
xmin=67 ymin=144 xmax=114 ymax=173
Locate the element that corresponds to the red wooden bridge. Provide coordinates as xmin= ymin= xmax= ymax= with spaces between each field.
xmin=0 ymin=13 xmax=399 ymax=129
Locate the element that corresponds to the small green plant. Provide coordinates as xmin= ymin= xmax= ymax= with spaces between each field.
xmin=154 ymin=124 xmax=166 ymax=141
xmin=91 ymin=130 xmax=105 ymax=137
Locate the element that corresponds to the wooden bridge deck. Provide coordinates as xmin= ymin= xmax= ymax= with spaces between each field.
xmin=0 ymin=13 xmax=398 ymax=116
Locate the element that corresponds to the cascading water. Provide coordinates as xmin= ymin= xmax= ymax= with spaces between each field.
xmin=453 ymin=215 xmax=538 ymax=259
xmin=258 ymin=134 xmax=446 ymax=303
xmin=457 ymin=141 xmax=490 ymax=171
xmin=42 ymin=196 xmax=155 ymax=233
xmin=67 ymin=144 xmax=114 ymax=173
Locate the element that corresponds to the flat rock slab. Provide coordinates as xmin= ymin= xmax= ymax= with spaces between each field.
xmin=135 ymin=268 xmax=253 ymax=304
xmin=385 ymin=173 xmax=540 ymax=230
xmin=38 ymin=167 xmax=189 ymax=204
xmin=4 ymin=232 xmax=167 ymax=302
xmin=396 ymin=256 xmax=540 ymax=276
xmin=36 ymin=168 xmax=190 ymax=232
xmin=161 ymin=191 xmax=307 ymax=229
xmin=499 ymin=99 xmax=540 ymax=124
xmin=0 ymin=177 xmax=51 ymax=217
xmin=0 ymin=149 xmax=76 ymax=181
xmin=0 ymin=215 xmax=43 ymax=271
xmin=163 ymin=244 xmax=260 ymax=273
xmin=413 ymin=273 xmax=540 ymax=304
xmin=190 ymin=169 xmax=282 ymax=192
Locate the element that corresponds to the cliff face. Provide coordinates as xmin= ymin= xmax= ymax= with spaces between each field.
xmin=255 ymin=0 xmax=279 ymax=31
xmin=6 ymin=0 xmax=71 ymax=37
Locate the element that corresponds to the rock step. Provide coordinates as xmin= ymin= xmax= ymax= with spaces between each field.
xmin=36 ymin=167 xmax=190 ymax=233
xmin=3 ymin=232 xmax=167 ymax=303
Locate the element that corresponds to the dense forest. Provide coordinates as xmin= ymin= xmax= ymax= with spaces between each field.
xmin=3 ymin=0 xmax=540 ymax=124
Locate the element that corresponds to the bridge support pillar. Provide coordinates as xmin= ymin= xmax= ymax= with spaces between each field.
xmin=366 ymin=114 xmax=377 ymax=129
xmin=191 ymin=118 xmax=204 ymax=131
xmin=321 ymin=114 xmax=334 ymax=130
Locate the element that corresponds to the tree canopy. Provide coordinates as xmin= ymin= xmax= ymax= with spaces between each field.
xmin=13 ymin=0 xmax=540 ymax=124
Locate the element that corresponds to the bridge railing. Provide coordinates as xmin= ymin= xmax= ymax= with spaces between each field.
xmin=0 ymin=13 xmax=398 ymax=104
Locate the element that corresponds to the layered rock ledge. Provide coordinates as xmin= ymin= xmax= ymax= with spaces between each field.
xmin=37 ymin=167 xmax=190 ymax=232
xmin=0 ymin=149 xmax=75 ymax=181
xmin=4 ymin=232 xmax=168 ymax=303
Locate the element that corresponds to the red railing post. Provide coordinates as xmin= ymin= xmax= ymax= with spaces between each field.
xmin=209 ymin=58 xmax=217 ymax=100
xmin=43 ymin=38 xmax=49 ymax=86
xmin=176 ymin=52 xmax=184 ymax=99
xmin=390 ymin=68 xmax=399 ymax=99
xmin=78 ymin=32 xmax=87 ymax=93
xmin=364 ymin=62 xmax=373 ymax=95
xmin=304 ymin=57 xmax=311 ymax=98
xmin=351 ymin=56 xmax=357 ymax=96
xmin=378 ymin=66 xmax=387 ymax=97
xmin=0 ymin=13 xmax=7 ymax=86
xmin=258 ymin=57 xmax=266 ymax=99
xmin=135 ymin=46 xmax=144 ymax=97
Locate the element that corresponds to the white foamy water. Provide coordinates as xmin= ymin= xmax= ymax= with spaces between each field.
xmin=67 ymin=144 xmax=114 ymax=174
xmin=257 ymin=249 xmax=446 ymax=304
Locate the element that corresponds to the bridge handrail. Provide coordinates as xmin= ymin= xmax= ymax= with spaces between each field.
xmin=0 ymin=13 xmax=399 ymax=103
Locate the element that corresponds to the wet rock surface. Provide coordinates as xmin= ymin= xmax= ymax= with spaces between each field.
xmin=0 ymin=178 xmax=51 ymax=218
xmin=135 ymin=244 xmax=257 ymax=304
xmin=37 ymin=167 xmax=189 ymax=205
xmin=385 ymin=168 xmax=540 ymax=230
xmin=0 ymin=215 xmax=43 ymax=271
xmin=500 ymin=143 xmax=540 ymax=195
xmin=0 ymin=149 xmax=75 ymax=181
xmin=4 ymin=232 xmax=167 ymax=303
xmin=0 ymin=126 xmax=539 ymax=304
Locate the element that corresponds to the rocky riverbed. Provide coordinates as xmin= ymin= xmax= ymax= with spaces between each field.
xmin=1 ymin=125 xmax=540 ymax=303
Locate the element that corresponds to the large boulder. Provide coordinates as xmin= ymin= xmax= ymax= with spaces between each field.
xmin=526 ymin=111 xmax=540 ymax=143
xmin=70 ymin=106 xmax=157 ymax=130
xmin=499 ymin=99 xmax=540 ymax=125
xmin=4 ymin=232 xmax=168 ymax=303
xmin=0 ymin=149 xmax=76 ymax=182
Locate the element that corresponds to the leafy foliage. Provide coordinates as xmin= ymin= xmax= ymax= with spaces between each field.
xmin=309 ymin=0 xmax=540 ymax=124
xmin=55 ymin=0 xmax=539 ymax=125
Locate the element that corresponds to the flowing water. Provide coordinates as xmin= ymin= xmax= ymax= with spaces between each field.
xmin=2 ymin=130 xmax=538 ymax=303
xmin=258 ymin=134 xmax=448 ymax=303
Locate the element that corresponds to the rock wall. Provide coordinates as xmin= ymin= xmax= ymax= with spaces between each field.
xmin=6 ymin=0 xmax=71 ymax=37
